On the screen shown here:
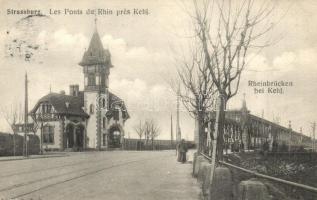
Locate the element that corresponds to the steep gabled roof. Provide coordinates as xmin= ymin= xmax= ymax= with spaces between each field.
xmin=79 ymin=30 xmax=112 ymax=66
xmin=107 ymin=92 xmax=130 ymax=120
xmin=30 ymin=91 xmax=129 ymax=120
xmin=30 ymin=93 xmax=89 ymax=118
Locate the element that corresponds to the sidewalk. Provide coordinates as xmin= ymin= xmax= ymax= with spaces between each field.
xmin=130 ymin=150 xmax=201 ymax=200
xmin=0 ymin=153 xmax=68 ymax=162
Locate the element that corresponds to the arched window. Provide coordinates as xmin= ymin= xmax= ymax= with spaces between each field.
xmin=89 ymin=104 xmax=94 ymax=114
xmin=103 ymin=117 xmax=106 ymax=129
xmin=102 ymin=98 xmax=106 ymax=109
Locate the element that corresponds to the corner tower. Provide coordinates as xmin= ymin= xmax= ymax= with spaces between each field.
xmin=79 ymin=23 xmax=112 ymax=149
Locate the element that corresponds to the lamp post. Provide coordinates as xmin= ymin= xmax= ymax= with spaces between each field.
xmin=24 ymin=72 xmax=29 ymax=157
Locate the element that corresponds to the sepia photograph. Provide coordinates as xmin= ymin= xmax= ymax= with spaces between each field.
xmin=0 ymin=0 xmax=316 ymax=199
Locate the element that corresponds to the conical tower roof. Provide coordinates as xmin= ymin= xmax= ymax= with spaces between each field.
xmin=79 ymin=29 xmax=112 ymax=66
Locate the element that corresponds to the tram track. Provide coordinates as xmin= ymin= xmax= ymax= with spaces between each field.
xmin=0 ymin=151 xmax=146 ymax=179
xmin=0 ymin=153 xmax=143 ymax=192
xmin=0 ymin=154 xmax=115 ymax=179
xmin=0 ymin=160 xmax=106 ymax=192
xmin=1 ymin=154 xmax=168 ymax=199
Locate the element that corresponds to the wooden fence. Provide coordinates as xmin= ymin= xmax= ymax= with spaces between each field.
xmin=0 ymin=132 xmax=40 ymax=156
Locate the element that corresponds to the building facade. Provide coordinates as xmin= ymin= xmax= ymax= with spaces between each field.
xmin=30 ymin=26 xmax=129 ymax=151
xmin=203 ymin=97 xmax=311 ymax=153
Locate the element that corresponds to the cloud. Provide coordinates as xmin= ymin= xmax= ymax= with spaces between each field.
xmin=101 ymin=34 xmax=173 ymax=85
xmin=246 ymin=47 xmax=317 ymax=75
xmin=52 ymin=29 xmax=87 ymax=48
xmin=109 ymin=77 xmax=174 ymax=113
xmin=272 ymin=51 xmax=297 ymax=71
xmin=0 ymin=27 xmax=181 ymax=139
xmin=246 ymin=54 xmax=270 ymax=71
xmin=273 ymin=49 xmax=317 ymax=71
xmin=297 ymin=48 xmax=317 ymax=66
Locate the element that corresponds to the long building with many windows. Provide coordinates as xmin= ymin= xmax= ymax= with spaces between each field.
xmin=204 ymin=97 xmax=311 ymax=153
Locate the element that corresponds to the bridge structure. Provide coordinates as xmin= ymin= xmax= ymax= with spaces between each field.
xmin=203 ymin=97 xmax=312 ymax=156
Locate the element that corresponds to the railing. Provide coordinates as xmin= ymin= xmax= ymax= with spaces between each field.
xmin=199 ymin=152 xmax=317 ymax=194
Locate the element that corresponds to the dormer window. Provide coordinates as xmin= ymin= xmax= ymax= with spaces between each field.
xmin=41 ymin=103 xmax=52 ymax=114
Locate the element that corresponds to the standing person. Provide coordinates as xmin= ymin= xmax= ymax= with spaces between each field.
xmin=179 ymin=139 xmax=188 ymax=163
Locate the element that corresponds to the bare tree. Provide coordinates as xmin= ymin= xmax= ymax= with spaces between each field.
xmin=142 ymin=119 xmax=160 ymax=150
xmin=174 ymin=46 xmax=216 ymax=153
xmin=149 ymin=119 xmax=160 ymax=150
xmin=0 ymin=103 xmax=26 ymax=131
xmin=192 ymin=0 xmax=276 ymax=161
xmin=0 ymin=104 xmax=22 ymax=156
xmin=134 ymin=120 xmax=144 ymax=144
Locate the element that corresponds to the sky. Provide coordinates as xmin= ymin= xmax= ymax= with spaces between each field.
xmin=0 ymin=0 xmax=316 ymax=139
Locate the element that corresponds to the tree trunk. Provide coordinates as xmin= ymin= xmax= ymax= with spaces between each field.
xmin=139 ymin=136 xmax=142 ymax=151
xmin=209 ymin=95 xmax=222 ymax=185
xmin=194 ymin=118 xmax=199 ymax=151
xmin=216 ymin=96 xmax=226 ymax=162
xmin=197 ymin=111 xmax=205 ymax=153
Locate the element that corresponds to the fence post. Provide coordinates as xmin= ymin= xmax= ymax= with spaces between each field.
xmin=238 ymin=179 xmax=269 ymax=200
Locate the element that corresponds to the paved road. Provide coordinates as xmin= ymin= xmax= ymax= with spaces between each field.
xmin=0 ymin=151 xmax=200 ymax=200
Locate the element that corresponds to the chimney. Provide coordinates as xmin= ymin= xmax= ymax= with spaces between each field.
xmin=70 ymin=84 xmax=79 ymax=96
xmin=60 ymin=90 xmax=65 ymax=95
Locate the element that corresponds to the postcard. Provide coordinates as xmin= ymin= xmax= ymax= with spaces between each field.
xmin=0 ymin=0 xmax=316 ymax=200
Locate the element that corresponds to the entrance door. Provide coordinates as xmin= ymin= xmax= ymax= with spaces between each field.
xmin=75 ymin=125 xmax=84 ymax=150
xmin=65 ymin=124 xmax=74 ymax=148
xmin=109 ymin=126 xmax=121 ymax=148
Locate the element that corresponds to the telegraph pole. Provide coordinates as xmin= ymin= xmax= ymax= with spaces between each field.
xmin=24 ymin=72 xmax=29 ymax=157
xmin=170 ymin=114 xmax=173 ymax=146
xmin=176 ymin=86 xmax=181 ymax=142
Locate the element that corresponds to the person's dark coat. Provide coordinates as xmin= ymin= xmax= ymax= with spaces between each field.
xmin=179 ymin=140 xmax=188 ymax=163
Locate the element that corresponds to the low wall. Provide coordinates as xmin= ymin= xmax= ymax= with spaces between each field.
xmin=123 ymin=138 xmax=195 ymax=151
xmin=193 ymin=153 xmax=272 ymax=200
